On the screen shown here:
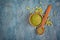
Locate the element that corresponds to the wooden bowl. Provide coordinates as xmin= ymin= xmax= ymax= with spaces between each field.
xmin=29 ymin=13 xmax=42 ymax=27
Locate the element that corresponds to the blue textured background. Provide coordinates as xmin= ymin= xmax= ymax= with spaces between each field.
xmin=0 ymin=0 xmax=60 ymax=40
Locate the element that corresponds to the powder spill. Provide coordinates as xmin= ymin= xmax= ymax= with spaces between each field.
xmin=26 ymin=6 xmax=30 ymax=10
xmin=46 ymin=20 xmax=53 ymax=26
xmin=26 ymin=5 xmax=53 ymax=27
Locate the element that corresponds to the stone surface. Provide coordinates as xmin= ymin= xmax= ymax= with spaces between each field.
xmin=0 ymin=0 xmax=60 ymax=40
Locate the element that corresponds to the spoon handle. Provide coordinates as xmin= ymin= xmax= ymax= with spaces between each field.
xmin=41 ymin=4 xmax=52 ymax=27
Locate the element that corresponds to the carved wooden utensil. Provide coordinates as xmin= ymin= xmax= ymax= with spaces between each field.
xmin=36 ymin=4 xmax=52 ymax=35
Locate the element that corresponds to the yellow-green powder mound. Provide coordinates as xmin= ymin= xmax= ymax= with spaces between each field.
xmin=31 ymin=14 xmax=42 ymax=26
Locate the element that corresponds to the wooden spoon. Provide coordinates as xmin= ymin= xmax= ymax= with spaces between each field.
xmin=36 ymin=4 xmax=52 ymax=35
